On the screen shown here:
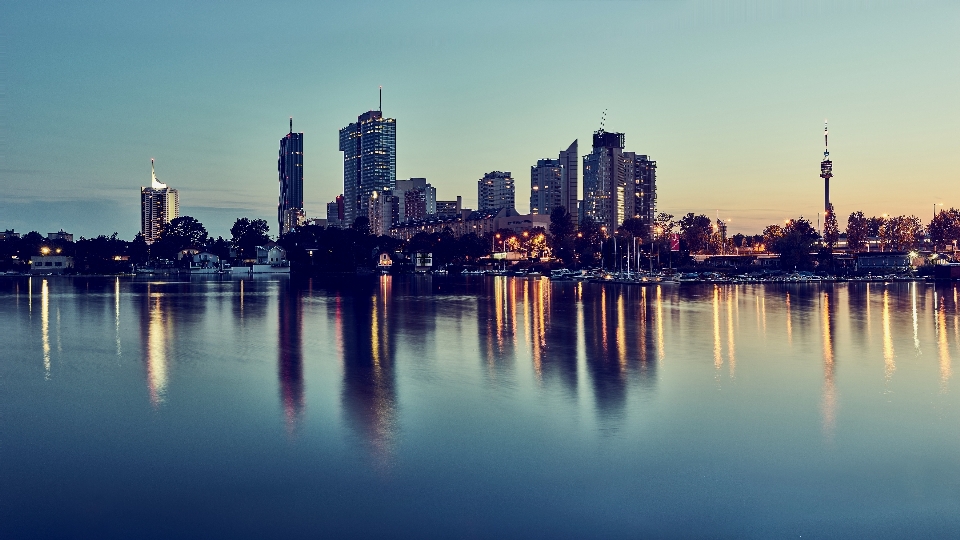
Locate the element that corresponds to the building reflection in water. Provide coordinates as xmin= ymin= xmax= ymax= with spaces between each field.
xmin=137 ymin=283 xmax=171 ymax=407
xmin=41 ymin=279 xmax=51 ymax=379
xmin=937 ymin=295 xmax=951 ymax=391
xmin=278 ymin=279 xmax=306 ymax=433
xmin=581 ymin=284 xmax=658 ymax=420
xmin=477 ymin=277 xmax=517 ymax=374
xmin=339 ymin=277 xmax=398 ymax=466
xmin=882 ymin=288 xmax=895 ymax=381
xmin=821 ymin=289 xmax=837 ymax=439
xmin=541 ymin=281 xmax=577 ymax=392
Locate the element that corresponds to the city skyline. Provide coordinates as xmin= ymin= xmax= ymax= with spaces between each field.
xmin=2 ymin=1 xmax=958 ymax=239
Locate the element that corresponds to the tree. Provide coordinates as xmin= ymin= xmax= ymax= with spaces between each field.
xmin=574 ymin=217 xmax=602 ymax=267
xmin=679 ymin=213 xmax=712 ymax=254
xmin=549 ymin=206 xmax=575 ymax=240
xmin=549 ymin=206 xmax=576 ymax=266
xmin=352 ymin=216 xmax=369 ymax=234
xmin=231 ymin=218 xmax=270 ymax=260
xmin=761 ymin=225 xmax=784 ymax=252
xmin=618 ymin=217 xmax=647 ymax=239
xmin=928 ymin=208 xmax=960 ymax=251
xmin=881 ymin=215 xmax=923 ymax=251
xmin=770 ymin=218 xmax=820 ymax=271
xmin=823 ymin=203 xmax=840 ymax=250
xmin=164 ymin=216 xmax=208 ymax=246
xmin=846 ymin=211 xmax=869 ymax=252
xmin=653 ymin=212 xmax=676 ymax=237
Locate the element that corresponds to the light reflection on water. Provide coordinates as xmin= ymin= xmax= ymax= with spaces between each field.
xmin=2 ymin=276 xmax=960 ymax=538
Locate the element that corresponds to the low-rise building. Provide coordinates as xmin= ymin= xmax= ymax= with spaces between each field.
xmin=30 ymin=255 xmax=74 ymax=274
xmin=47 ymin=230 xmax=74 ymax=242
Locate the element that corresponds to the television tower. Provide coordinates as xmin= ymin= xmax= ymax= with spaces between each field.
xmin=820 ymin=120 xmax=833 ymax=215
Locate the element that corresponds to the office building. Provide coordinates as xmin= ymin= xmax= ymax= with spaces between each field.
xmin=530 ymin=159 xmax=561 ymax=215
xmin=326 ymin=195 xmax=345 ymax=228
xmin=141 ymin=159 xmax=179 ymax=245
xmin=436 ymin=197 xmax=463 ymax=219
xmin=394 ymin=178 xmax=437 ymax=223
xmin=367 ymin=190 xmax=400 ymax=237
xmin=559 ymin=140 xmax=578 ymax=217
xmin=478 ymin=171 xmax=515 ymax=211
xmin=339 ymin=110 xmax=396 ymax=225
xmin=278 ymin=118 xmax=304 ymax=236
xmin=582 ymin=130 xmax=656 ymax=237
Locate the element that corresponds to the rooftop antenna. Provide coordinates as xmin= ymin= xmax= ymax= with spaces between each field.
xmin=600 ymin=109 xmax=607 ymax=132
xmin=379 ymin=86 xmax=382 ymax=113
xmin=289 ymin=116 xmax=293 ymax=134
xmin=823 ymin=119 xmax=829 ymax=159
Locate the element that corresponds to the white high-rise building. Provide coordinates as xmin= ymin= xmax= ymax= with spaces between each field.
xmin=140 ymin=159 xmax=179 ymax=244
xmin=478 ymin=171 xmax=515 ymax=211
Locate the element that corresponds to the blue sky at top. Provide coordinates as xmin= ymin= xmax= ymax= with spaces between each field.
xmin=1 ymin=0 xmax=958 ymax=238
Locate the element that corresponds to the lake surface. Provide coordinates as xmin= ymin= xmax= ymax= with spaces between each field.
xmin=2 ymin=276 xmax=959 ymax=538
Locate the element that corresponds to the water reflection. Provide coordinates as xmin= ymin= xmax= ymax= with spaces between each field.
xmin=339 ymin=278 xmax=398 ymax=466
xmin=278 ymin=280 xmax=305 ymax=433
xmin=41 ymin=279 xmax=50 ymax=379
xmin=141 ymin=284 xmax=170 ymax=407
xmin=821 ymin=289 xmax=837 ymax=438
xmin=542 ymin=282 xmax=578 ymax=392
xmin=883 ymin=289 xmax=896 ymax=381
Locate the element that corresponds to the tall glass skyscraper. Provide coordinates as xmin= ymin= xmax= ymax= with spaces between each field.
xmin=582 ymin=130 xmax=656 ymax=238
xmin=141 ymin=158 xmax=179 ymax=245
xmin=339 ymin=110 xmax=396 ymax=224
xmin=278 ymin=118 xmax=304 ymax=236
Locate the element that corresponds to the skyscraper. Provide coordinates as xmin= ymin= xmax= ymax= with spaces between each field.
xmin=582 ymin=130 xmax=624 ymax=231
xmin=478 ymin=171 xmax=515 ymax=211
xmin=559 ymin=140 xmax=578 ymax=218
xmin=339 ymin=109 xmax=396 ymax=225
xmin=394 ymin=178 xmax=437 ymax=223
xmin=582 ymin=130 xmax=656 ymax=237
xmin=530 ymin=159 xmax=561 ymax=215
xmin=326 ymin=195 xmax=345 ymax=229
xmin=278 ymin=118 xmax=304 ymax=236
xmin=140 ymin=159 xmax=179 ymax=245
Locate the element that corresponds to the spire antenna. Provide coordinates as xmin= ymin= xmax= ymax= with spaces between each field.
xmin=379 ymin=86 xmax=382 ymax=112
xmin=290 ymin=117 xmax=293 ymax=133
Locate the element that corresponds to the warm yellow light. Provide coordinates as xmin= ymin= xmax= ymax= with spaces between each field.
xmin=40 ymin=247 xmax=50 ymax=255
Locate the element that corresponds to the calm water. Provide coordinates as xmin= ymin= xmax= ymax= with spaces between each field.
xmin=2 ymin=276 xmax=960 ymax=538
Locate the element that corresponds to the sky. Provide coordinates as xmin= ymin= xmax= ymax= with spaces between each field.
xmin=1 ymin=0 xmax=958 ymax=239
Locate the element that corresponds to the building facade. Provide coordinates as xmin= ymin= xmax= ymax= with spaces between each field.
xmin=367 ymin=190 xmax=400 ymax=237
xmin=559 ymin=140 xmax=579 ymax=219
xmin=339 ymin=110 xmax=397 ymax=225
xmin=530 ymin=159 xmax=561 ymax=215
xmin=326 ymin=195 xmax=345 ymax=228
xmin=278 ymin=119 xmax=304 ymax=236
xmin=394 ymin=178 xmax=437 ymax=223
xmin=141 ymin=159 xmax=179 ymax=245
xmin=478 ymin=171 xmax=515 ymax=211
xmin=581 ymin=130 xmax=656 ymax=237
xmin=436 ymin=197 xmax=463 ymax=219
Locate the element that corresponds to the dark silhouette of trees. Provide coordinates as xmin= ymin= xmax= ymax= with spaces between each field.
xmin=769 ymin=218 xmax=820 ymax=270
xmin=679 ymin=213 xmax=712 ymax=254
xmin=928 ymin=208 xmax=960 ymax=250
xmin=231 ymin=218 xmax=270 ymax=260
xmin=549 ymin=206 xmax=575 ymax=266
xmin=823 ymin=204 xmax=840 ymax=250
xmin=153 ymin=216 xmax=208 ymax=260
xmin=845 ymin=211 xmax=869 ymax=252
